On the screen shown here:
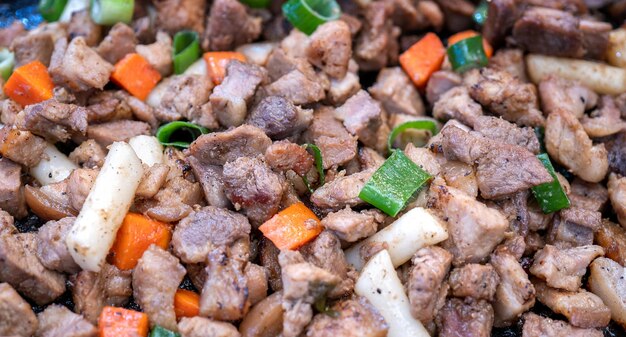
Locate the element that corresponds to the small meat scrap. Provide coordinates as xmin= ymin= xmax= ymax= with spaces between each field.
xmin=11 ymin=29 xmax=54 ymax=67
xmin=135 ymin=31 xmax=173 ymax=77
xmin=0 ymin=283 xmax=38 ymax=337
xmin=247 ymin=96 xmax=313 ymax=140
xmin=95 ymin=23 xmax=137 ymax=64
xmin=354 ymin=1 xmax=399 ymax=71
xmin=436 ymin=298 xmax=494 ymax=337
xmin=472 ymin=116 xmax=541 ymax=154
xmin=0 ymin=127 xmax=47 ymax=167
xmin=265 ymin=68 xmax=327 ymax=105
xmin=16 ymin=99 xmax=88 ymax=142
xmin=568 ymin=178 xmax=608 ymax=212
xmin=522 ymin=313 xmax=603 ymax=337
xmin=154 ymin=0 xmax=206 ymax=35
xmin=303 ymin=107 xmax=357 ymax=169
xmin=539 ymin=76 xmax=597 ymax=119
xmin=491 ymin=245 xmax=535 ymax=327
xmin=530 ymin=244 xmax=604 ymax=291
xmin=203 ymin=0 xmax=261 ymax=51
xmin=449 ymin=263 xmax=500 ymax=301
xmin=408 ymin=246 xmax=453 ymax=323
xmin=0 ymin=158 xmax=27 ymax=218
xmin=306 ymin=20 xmax=352 ymax=79
xmin=265 ymin=140 xmax=314 ymax=176
xmin=305 ymin=297 xmax=388 ymax=337
xmin=608 ymin=173 xmax=626 ymax=228
xmin=87 ymin=120 xmax=151 ymax=147
xmin=36 ymin=217 xmax=81 ymax=274
xmin=157 ymin=74 xmax=213 ymax=123
xmin=488 ymin=48 xmax=527 ymax=82
xmin=581 ymin=95 xmax=626 ymax=138
xmin=334 ymin=90 xmax=383 ymax=149
xmin=425 ymin=70 xmax=462 ymax=106
xmin=67 ymin=9 xmax=101 ymax=47
xmin=321 ymin=206 xmax=383 ymax=242
xmin=49 ymin=37 xmax=113 ymax=92
xmin=311 ymin=170 xmax=371 ymax=210
xmin=370 ymin=67 xmax=425 ymax=116
xmin=177 ymin=317 xmax=240 ymax=337
xmin=595 ymin=219 xmax=626 ymax=266
xmin=188 ymin=125 xmax=272 ymax=166
xmin=36 ymin=304 xmax=98 ymax=337
xmin=187 ymin=158 xmax=230 ymax=209
xmin=432 ymin=86 xmax=482 ymax=127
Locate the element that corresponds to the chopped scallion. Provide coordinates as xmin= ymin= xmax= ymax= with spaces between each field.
xmin=90 ymin=0 xmax=134 ymax=25
xmin=388 ymin=120 xmax=438 ymax=152
xmin=447 ymin=35 xmax=488 ymax=73
xmin=359 ymin=150 xmax=432 ymax=217
xmin=0 ymin=49 xmax=15 ymax=81
xmin=302 ymin=143 xmax=325 ymax=193
xmin=531 ymin=153 xmax=571 ymax=214
xmin=282 ymin=0 xmax=341 ymax=35
xmin=239 ymin=0 xmax=271 ymax=8
xmin=173 ymin=31 xmax=201 ymax=75
xmin=155 ymin=121 xmax=209 ymax=149
xmin=473 ymin=0 xmax=488 ymax=26
xmin=150 ymin=326 xmax=180 ymax=337
xmin=39 ymin=0 xmax=69 ymax=22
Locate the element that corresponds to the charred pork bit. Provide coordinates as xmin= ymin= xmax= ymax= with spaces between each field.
xmin=136 ymin=31 xmax=173 ymax=77
xmin=369 ymin=67 xmax=425 ymax=116
xmin=539 ymin=76 xmax=597 ymax=119
xmin=439 ymin=160 xmax=477 ymax=197
xmin=260 ymin=237 xmax=283 ymax=292
xmin=429 ymin=178 xmax=508 ymax=265
xmin=436 ymin=298 xmax=494 ymax=337
xmin=265 ymin=140 xmax=314 ymax=176
xmin=16 ymin=99 xmax=88 ymax=142
xmin=533 ymin=280 xmax=610 ymax=328
xmin=464 ymin=67 xmax=544 ymax=127
xmin=172 ymin=206 xmax=251 ymax=264
xmin=203 ymin=0 xmax=261 ymax=51
xmin=49 ymin=37 xmax=113 ymax=92
xmin=0 ymin=233 xmax=66 ymax=305
xmin=247 ymin=96 xmax=313 ymax=140
xmin=0 ymin=128 xmax=47 ymax=167
xmin=488 ymin=48 xmax=528 ymax=82
xmin=0 ymin=283 xmax=38 ymax=337
xmin=87 ymin=120 xmax=151 ymax=147
xmin=482 ymin=0 xmax=521 ymax=47
xmin=265 ymin=46 xmax=309 ymax=82
xmin=177 ymin=317 xmax=240 ymax=337
xmin=432 ymin=86 xmax=482 ymax=127
xmin=472 ymin=116 xmax=541 ymax=154
xmin=188 ymin=125 xmax=272 ymax=166
xmin=568 ymin=178 xmax=608 ymax=212
xmin=154 ymin=0 xmax=206 ymax=35
xmin=306 ymin=21 xmax=352 ymax=79
xmin=436 ymin=0 xmax=476 ymax=32
xmin=547 ymin=207 xmax=601 ymax=248
xmin=407 ymin=246 xmax=453 ymax=323
xmin=334 ymin=90 xmax=383 ymax=150
xmin=71 ymin=263 xmax=132 ymax=323
xmin=159 ymin=74 xmax=213 ymax=123
xmin=354 ymin=1 xmax=399 ymax=71
xmin=582 ymin=95 xmax=626 ymax=138
xmin=311 ymin=170 xmax=371 ymax=210
xmin=67 ymin=9 xmax=101 ymax=47
xmin=305 ymin=297 xmax=388 ymax=337
xmin=595 ymin=219 xmax=626 ymax=266
xmin=11 ymin=30 xmax=54 ymax=67
xmin=36 ymin=304 xmax=98 ymax=337
xmin=522 ymin=313 xmax=603 ymax=337
xmin=303 ymin=107 xmax=357 ymax=169
xmin=211 ymin=60 xmax=266 ymax=127
xmin=530 ymin=244 xmax=604 ymax=291
xmin=606 ymin=131 xmax=626 ymax=176
xmin=95 ymin=23 xmax=137 ymax=64
xmin=36 ymin=217 xmax=81 ymax=274
xmin=425 ymin=70 xmax=462 ymax=106
xmin=86 ymin=91 xmax=132 ymax=123
xmin=608 ymin=173 xmax=626 ymax=228
xmin=188 ymin=158 xmax=230 ymax=208
xmin=321 ymin=206 xmax=383 ymax=242
xmin=449 ymin=263 xmax=499 ymax=301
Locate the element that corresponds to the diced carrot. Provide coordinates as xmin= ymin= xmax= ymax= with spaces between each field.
xmin=399 ymin=32 xmax=446 ymax=89
xmin=203 ymin=52 xmax=246 ymax=85
xmin=110 ymin=53 xmax=161 ymax=101
xmin=109 ymin=213 xmax=171 ymax=270
xmin=98 ymin=306 xmax=149 ymax=337
xmin=258 ymin=202 xmax=323 ymax=250
xmin=3 ymin=60 xmax=54 ymax=106
xmin=174 ymin=289 xmax=200 ymax=319
xmin=447 ymin=30 xmax=494 ymax=58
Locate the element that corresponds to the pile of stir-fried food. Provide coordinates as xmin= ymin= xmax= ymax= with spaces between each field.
xmin=2 ymin=0 xmax=626 ymax=336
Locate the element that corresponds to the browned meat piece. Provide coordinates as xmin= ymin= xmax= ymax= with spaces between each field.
xmin=569 ymin=178 xmax=608 ymax=211
xmin=133 ymin=245 xmax=185 ymax=331
xmin=408 ymin=246 xmax=453 ymax=323
xmin=429 ymin=178 xmax=508 ymax=265
xmin=204 ymin=0 xmax=261 ymax=51
xmin=0 ymin=210 xmax=16 ymax=235
xmin=71 ymin=263 xmax=132 ymax=323
xmin=334 ymin=90 xmax=383 ymax=149
xmin=122 ymin=93 xmax=160 ymax=129
xmin=172 ymin=206 xmax=250 ymax=263
xmin=0 ymin=283 xmax=38 ymax=337
xmin=440 ymin=125 xmax=552 ymax=199
xmin=582 ymin=96 xmax=626 ymax=138
xmin=303 ymin=107 xmax=357 ymax=169
xmin=244 ymin=263 xmax=267 ymax=306
xmin=522 ymin=313 xmax=603 ymax=337
xmin=560 ymin=207 xmax=602 ymax=231
xmin=530 ymin=244 xmax=604 ymax=291
xmin=200 ymin=248 xmax=250 ymax=320
xmin=210 ymin=60 xmax=266 ymax=127
xmin=490 ymin=191 xmax=531 ymax=236
xmin=136 ymin=32 xmax=173 ymax=77
xmin=306 ymin=21 xmax=352 ymax=79
xmin=513 ymin=7 xmax=583 ymax=58
xmin=321 ymin=206 xmax=383 ymax=242
xmin=177 ymin=317 xmax=239 ymax=337
xmin=1 ymin=99 xmax=21 ymax=125
xmin=473 ymin=116 xmax=541 ymax=154
xmin=0 ymin=21 xmax=26 ymax=48
xmin=0 ymin=128 xmax=47 ymax=167
xmin=67 ymin=168 xmax=96 ymax=211
xmin=464 ymin=67 xmax=544 ymax=126
xmin=483 ymin=0 xmax=521 ymax=47
xmin=260 ymin=238 xmax=282 ymax=292
xmin=605 ymin=131 xmax=626 ymax=176
xmin=95 ymin=23 xmax=137 ymax=64
xmin=432 ymin=86 xmax=482 ymax=126
xmin=370 ymin=67 xmax=425 ymax=116
xmin=223 ymin=156 xmax=285 ymax=226
xmin=16 ymin=100 xmax=88 ymax=142
xmin=489 ymin=48 xmax=528 ymax=81
xmin=311 ymin=170 xmax=371 ymax=210
xmin=327 ymin=60 xmax=361 ymax=105
xmin=355 ymin=2 xmax=400 ymax=71
xmin=67 ymin=9 xmax=101 ymax=47
xmin=86 ymin=91 xmax=132 ymax=123
xmin=305 ymin=297 xmax=388 ymax=337
xmin=36 ymin=217 xmax=80 ymax=274
xmin=87 ymin=120 xmax=151 ymax=147
xmin=449 ymin=264 xmax=499 ymax=301
xmin=437 ymin=298 xmax=494 ymax=337
xmin=609 ymin=173 xmax=626 ymax=228
xmin=546 ymin=109 xmax=608 ymax=182
xmin=36 ymin=304 xmax=98 ymax=337
xmin=265 ymin=45 xmax=310 ymax=81
xmin=300 ymin=231 xmax=353 ymax=298
xmin=189 ymin=125 xmax=271 ymax=166
xmin=436 ymin=0 xmax=475 ymax=31
xmin=547 ymin=208 xmax=598 ymax=248
xmin=580 ymin=19 xmax=612 ymax=60
xmin=265 ymin=68 xmax=327 ymax=105
xmin=0 ymin=158 xmax=27 ymax=218
xmin=0 ymin=233 xmax=66 ymax=305
xmin=49 ymin=37 xmax=113 ymax=92
xmin=156 ymin=74 xmax=213 ymax=122
xmin=425 ymin=70 xmax=462 ymax=105
xmin=265 ymin=140 xmax=314 ymax=176
xmin=247 ymin=96 xmax=313 ymax=140
xmin=135 ymin=164 xmax=169 ymax=199
xmin=11 ymin=30 xmax=54 ymax=67
xmin=539 ymin=76 xmax=597 ymax=119
xmin=534 ymin=280 xmax=610 ymax=328
xmin=69 ymin=139 xmax=105 ymax=168
xmin=595 ymin=219 xmax=626 ymax=266
xmin=187 ymin=159 xmax=228 ymax=209
xmin=439 ymin=160 xmax=477 ymax=197
xmin=153 ymin=0 xmax=205 ymax=35
xmin=491 ymin=247 xmax=535 ymax=327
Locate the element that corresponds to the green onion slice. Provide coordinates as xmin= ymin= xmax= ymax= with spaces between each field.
xmin=359 ymin=150 xmax=432 ymax=217
xmin=282 ymin=0 xmax=341 ymax=35
xmin=173 ymin=31 xmax=201 ymax=75
xmin=0 ymin=49 xmax=15 ymax=81
xmin=473 ymin=0 xmax=488 ymax=26
xmin=39 ymin=0 xmax=69 ymax=22
xmin=150 ymin=326 xmax=180 ymax=337
xmin=90 ymin=0 xmax=134 ymax=25
xmin=531 ymin=153 xmax=571 ymax=214
xmin=388 ymin=120 xmax=438 ymax=153
xmin=155 ymin=121 xmax=209 ymax=149
xmin=534 ymin=126 xmax=546 ymax=153
xmin=447 ymin=35 xmax=488 ymax=73
xmin=239 ymin=0 xmax=271 ymax=8
xmin=302 ymin=144 xmax=325 ymax=193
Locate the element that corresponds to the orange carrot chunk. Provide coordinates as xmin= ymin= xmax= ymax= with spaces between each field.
xmin=174 ymin=289 xmax=200 ymax=319
xmin=99 ymin=306 xmax=149 ymax=337
xmin=109 ymin=213 xmax=172 ymax=270
xmin=399 ymin=32 xmax=446 ymax=89
xmin=3 ymin=60 xmax=54 ymax=106
xmin=203 ymin=51 xmax=246 ymax=85
xmin=110 ymin=53 xmax=161 ymax=101
xmin=447 ymin=30 xmax=494 ymax=58
xmin=258 ymin=202 xmax=323 ymax=250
